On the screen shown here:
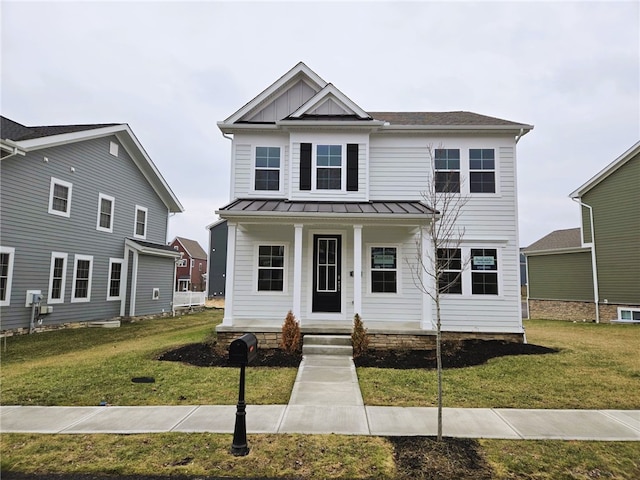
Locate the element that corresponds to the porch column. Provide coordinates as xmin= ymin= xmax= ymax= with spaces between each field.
xmin=293 ymin=224 xmax=303 ymax=322
xmin=353 ymin=224 xmax=362 ymax=316
xmin=421 ymin=225 xmax=434 ymax=329
xmin=222 ymin=221 xmax=237 ymax=326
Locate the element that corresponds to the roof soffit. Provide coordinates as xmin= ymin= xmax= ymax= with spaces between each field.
xmin=222 ymin=62 xmax=327 ymax=125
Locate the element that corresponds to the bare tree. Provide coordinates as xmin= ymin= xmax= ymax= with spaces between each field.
xmin=408 ymin=144 xmax=469 ymax=441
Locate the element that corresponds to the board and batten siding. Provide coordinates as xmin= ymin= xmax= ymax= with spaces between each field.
xmin=581 ymin=153 xmax=640 ymax=304
xmin=527 ymin=252 xmax=594 ymax=301
xmin=0 ymin=135 xmax=171 ymax=330
xmin=133 ymin=254 xmax=174 ymax=315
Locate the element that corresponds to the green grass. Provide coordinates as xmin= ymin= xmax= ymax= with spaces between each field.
xmin=0 ymin=310 xmax=297 ymax=406
xmin=358 ymin=319 xmax=640 ymax=408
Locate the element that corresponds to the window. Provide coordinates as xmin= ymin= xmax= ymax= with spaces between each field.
xmin=177 ymin=259 xmax=187 ymax=267
xmin=437 ymin=248 xmax=462 ymax=294
xmin=254 ymin=147 xmax=280 ymax=191
xmin=48 ymin=177 xmax=72 ymax=217
xmin=0 ymin=246 xmax=15 ymax=306
xmin=471 ymin=248 xmax=498 ymax=295
xmin=257 ymin=245 xmax=284 ymax=291
xmin=434 ymin=149 xmax=460 ymax=193
xmin=618 ymin=308 xmax=640 ymax=321
xmin=48 ymin=252 xmax=68 ymax=304
xmin=371 ymin=247 xmax=397 ymax=293
xmin=96 ymin=194 xmax=115 ymax=232
xmin=71 ymin=255 xmax=93 ymax=302
xmin=316 ymin=145 xmax=342 ymax=190
xmin=199 ymin=262 xmax=203 ymax=272
xmin=469 ymin=149 xmax=495 ymax=193
xmin=107 ymin=258 xmax=124 ymax=301
xmin=134 ymin=206 xmax=147 ymax=239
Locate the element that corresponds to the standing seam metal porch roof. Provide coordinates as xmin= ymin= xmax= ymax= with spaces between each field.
xmin=217 ymin=199 xmax=438 ymax=216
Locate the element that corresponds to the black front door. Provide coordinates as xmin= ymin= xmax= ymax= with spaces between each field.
xmin=312 ymin=235 xmax=341 ymax=313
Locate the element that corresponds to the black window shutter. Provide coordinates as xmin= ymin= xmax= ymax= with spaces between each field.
xmin=347 ymin=143 xmax=359 ymax=191
xmin=300 ymin=143 xmax=312 ymax=191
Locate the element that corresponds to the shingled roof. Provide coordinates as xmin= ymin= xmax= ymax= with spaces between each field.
xmin=173 ymin=237 xmax=207 ymax=259
xmin=1 ymin=116 xmax=118 ymax=141
xmin=524 ymin=228 xmax=583 ymax=253
xmin=368 ymin=111 xmax=530 ymax=127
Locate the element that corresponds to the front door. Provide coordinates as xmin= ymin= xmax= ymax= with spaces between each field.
xmin=312 ymin=235 xmax=341 ymax=312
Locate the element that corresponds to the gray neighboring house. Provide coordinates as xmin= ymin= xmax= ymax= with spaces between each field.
xmin=206 ymin=219 xmax=227 ymax=298
xmin=0 ymin=116 xmax=184 ymax=332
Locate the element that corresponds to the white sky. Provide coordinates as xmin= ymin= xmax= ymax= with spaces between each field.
xmin=2 ymin=0 xmax=638 ymax=251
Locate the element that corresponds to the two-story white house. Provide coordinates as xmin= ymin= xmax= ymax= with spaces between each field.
xmin=215 ymin=62 xmax=533 ymax=348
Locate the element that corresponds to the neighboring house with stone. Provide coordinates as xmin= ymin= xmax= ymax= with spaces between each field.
xmin=214 ymin=62 xmax=533 ymax=348
xmin=170 ymin=237 xmax=207 ymax=292
xmin=524 ymin=141 xmax=640 ymax=322
xmin=0 ymin=116 xmax=183 ymax=332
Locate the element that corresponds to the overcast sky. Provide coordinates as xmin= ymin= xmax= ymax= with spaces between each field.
xmin=2 ymin=1 xmax=638 ymax=251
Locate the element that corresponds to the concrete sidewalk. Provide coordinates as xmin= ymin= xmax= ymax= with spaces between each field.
xmin=1 ymin=352 xmax=639 ymax=440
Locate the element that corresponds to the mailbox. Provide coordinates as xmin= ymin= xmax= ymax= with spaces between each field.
xmin=229 ymin=333 xmax=258 ymax=365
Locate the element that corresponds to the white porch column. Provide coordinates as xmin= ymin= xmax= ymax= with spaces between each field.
xmin=293 ymin=224 xmax=303 ymax=321
xmin=421 ymin=225 xmax=434 ymax=330
xmin=222 ymin=221 xmax=237 ymax=326
xmin=353 ymin=224 xmax=362 ymax=316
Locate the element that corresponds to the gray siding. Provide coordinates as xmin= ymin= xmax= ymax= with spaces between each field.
xmin=133 ymin=254 xmax=174 ymax=315
xmin=0 ymin=135 xmax=173 ymax=330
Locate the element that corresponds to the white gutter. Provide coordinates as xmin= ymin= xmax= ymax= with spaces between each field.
xmin=572 ymin=198 xmax=600 ymax=323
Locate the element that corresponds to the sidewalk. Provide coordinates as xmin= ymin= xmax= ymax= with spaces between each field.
xmin=1 ymin=352 xmax=639 ymax=440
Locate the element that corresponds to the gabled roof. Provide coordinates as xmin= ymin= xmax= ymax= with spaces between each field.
xmin=1 ymin=116 xmax=184 ymax=213
xmin=126 ymin=238 xmax=182 ymax=258
xmin=171 ymin=237 xmax=207 ymax=259
xmin=570 ymin=141 xmax=640 ymax=199
xmin=288 ymin=84 xmax=371 ymax=120
xmin=523 ymin=228 xmax=584 ymax=254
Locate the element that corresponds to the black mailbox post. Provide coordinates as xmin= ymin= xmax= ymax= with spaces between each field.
xmin=228 ymin=333 xmax=258 ymax=456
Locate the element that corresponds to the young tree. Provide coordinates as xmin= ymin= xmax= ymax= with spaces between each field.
xmin=408 ymin=144 xmax=469 ymax=441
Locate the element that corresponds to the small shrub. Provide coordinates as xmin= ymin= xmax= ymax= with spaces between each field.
xmin=352 ymin=313 xmax=369 ymax=358
xmin=280 ymin=310 xmax=301 ymax=354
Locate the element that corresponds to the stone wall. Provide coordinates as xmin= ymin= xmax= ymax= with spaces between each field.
xmin=528 ymin=299 xmax=635 ymax=323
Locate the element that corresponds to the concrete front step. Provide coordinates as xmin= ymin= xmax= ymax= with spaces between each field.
xmin=302 ymin=344 xmax=353 ymax=356
xmin=303 ymin=334 xmax=352 ymax=346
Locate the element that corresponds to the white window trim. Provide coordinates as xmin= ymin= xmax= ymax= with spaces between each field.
xmin=177 ymin=259 xmax=187 ymax=267
xmin=71 ymin=254 xmax=93 ymax=303
xmin=466 ymin=148 xmax=500 ymax=196
xmin=313 ymin=143 xmax=346 ymax=193
xmin=47 ymin=252 xmax=68 ymax=304
xmin=107 ymin=258 xmax=124 ymax=301
xmin=0 ymin=246 xmax=16 ymax=306
xmin=437 ymin=247 xmax=463 ymax=296
xmin=133 ymin=205 xmax=148 ymax=239
xmin=366 ymin=243 xmax=402 ymax=295
xmin=48 ymin=177 xmax=73 ymax=217
xmin=251 ymin=145 xmax=284 ymax=195
xmin=96 ymin=193 xmax=115 ymax=233
xmin=617 ymin=307 xmax=640 ymax=322
xmin=466 ymin=246 xmax=502 ymax=297
xmin=254 ymin=242 xmax=288 ymax=294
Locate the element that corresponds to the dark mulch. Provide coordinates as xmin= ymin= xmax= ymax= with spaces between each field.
xmin=157 ymin=339 xmax=557 ymax=370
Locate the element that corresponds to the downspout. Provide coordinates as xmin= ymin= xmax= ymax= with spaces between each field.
xmin=572 ymin=198 xmax=600 ymax=323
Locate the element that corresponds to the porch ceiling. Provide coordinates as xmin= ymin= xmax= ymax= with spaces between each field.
xmin=217 ymin=199 xmax=438 ymax=223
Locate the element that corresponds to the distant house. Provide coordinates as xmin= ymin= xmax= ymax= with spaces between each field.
xmin=524 ymin=141 xmax=640 ymax=322
xmin=169 ymin=237 xmax=207 ymax=292
xmin=206 ymin=219 xmax=227 ymax=298
xmin=0 ymin=116 xmax=184 ymax=332
xmin=214 ymin=62 xmax=533 ymax=347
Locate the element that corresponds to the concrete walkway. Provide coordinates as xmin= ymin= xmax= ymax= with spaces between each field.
xmin=1 ymin=352 xmax=639 ymax=440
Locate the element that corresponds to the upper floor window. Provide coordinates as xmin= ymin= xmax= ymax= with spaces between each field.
xmin=370 ymin=246 xmax=398 ymax=293
xmin=48 ymin=252 xmax=68 ymax=304
xmin=96 ymin=193 xmax=115 ymax=233
xmin=471 ymin=248 xmax=498 ymax=295
xmin=254 ymin=147 xmax=281 ymax=191
xmin=469 ymin=149 xmax=495 ymax=193
xmin=434 ymin=149 xmax=460 ymax=193
xmin=134 ymin=206 xmax=147 ymax=239
xmin=177 ymin=259 xmax=187 ymax=267
xmin=437 ymin=248 xmax=462 ymax=294
xmin=48 ymin=177 xmax=72 ymax=217
xmin=257 ymin=245 xmax=285 ymax=292
xmin=71 ymin=254 xmax=93 ymax=303
xmin=316 ymin=145 xmax=342 ymax=190
xmin=0 ymin=246 xmax=15 ymax=306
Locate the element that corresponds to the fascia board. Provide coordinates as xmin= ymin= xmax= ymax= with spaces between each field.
xmin=289 ymin=84 xmax=370 ymax=119
xmin=223 ymin=62 xmax=328 ymax=125
xmin=375 ymin=124 xmax=534 ymax=134
xmin=217 ymin=122 xmax=279 ymax=134
xmin=0 ymin=140 xmax=26 ymax=156
xmin=569 ymin=140 xmax=640 ymax=199
xmin=215 ymin=210 xmax=437 ymax=223
xmin=125 ymin=238 xmax=182 ymax=258
xmin=206 ymin=218 xmax=227 ymax=230
xmin=11 ymin=125 xmax=128 ymax=150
